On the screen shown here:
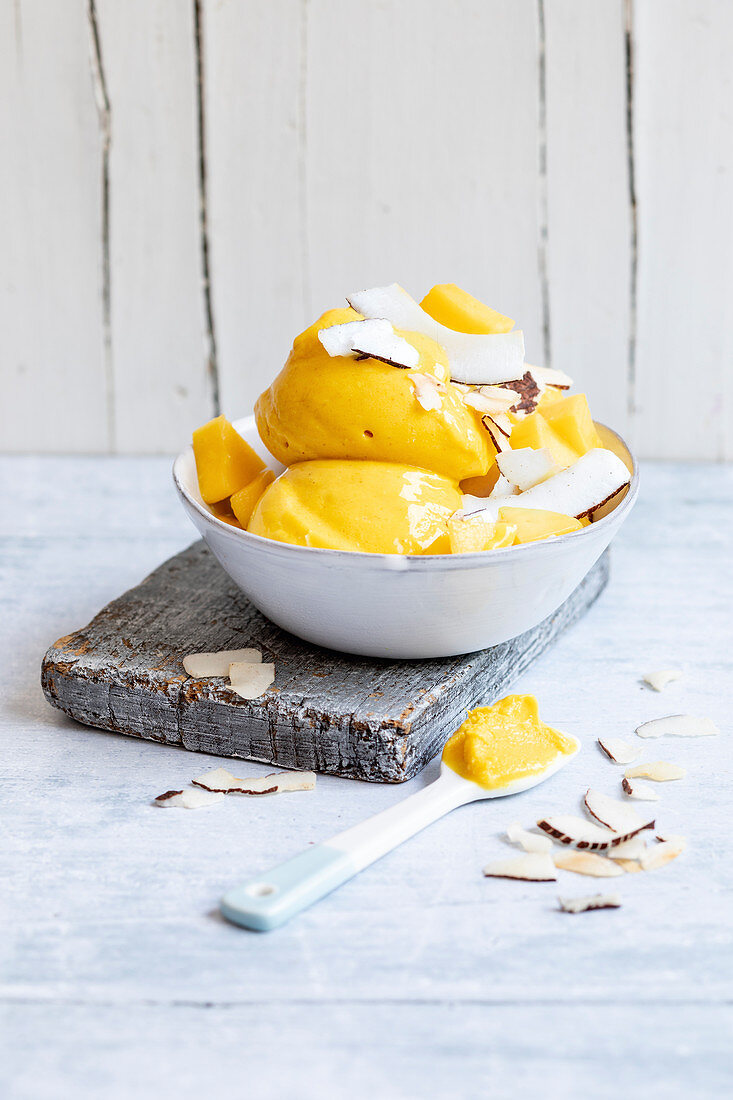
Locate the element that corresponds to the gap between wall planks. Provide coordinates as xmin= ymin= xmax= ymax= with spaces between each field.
xmin=2 ymin=0 xmax=732 ymax=458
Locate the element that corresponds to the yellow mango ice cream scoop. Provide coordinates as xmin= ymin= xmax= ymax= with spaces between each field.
xmin=221 ymin=696 xmax=579 ymax=931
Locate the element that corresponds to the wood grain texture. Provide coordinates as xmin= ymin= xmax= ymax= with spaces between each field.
xmin=545 ymin=0 xmax=632 ymax=440
xmin=305 ymin=0 xmax=544 ymax=362
xmin=0 ymin=0 xmax=108 ymax=452
xmin=41 ymin=540 xmax=610 ymax=782
xmin=202 ymin=0 xmax=306 ymax=419
xmin=3 ymin=456 xmax=732 ymax=1098
xmin=96 ymin=0 xmax=212 ymax=453
xmin=633 ymin=0 xmax=733 ymax=459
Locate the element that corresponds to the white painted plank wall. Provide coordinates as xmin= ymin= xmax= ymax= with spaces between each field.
xmin=1 ymin=0 xmax=732 ymax=458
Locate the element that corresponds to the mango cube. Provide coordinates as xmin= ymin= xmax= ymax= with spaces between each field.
xmin=508 ymin=411 xmax=578 ymax=469
xmin=230 ymin=468 xmax=276 ymax=528
xmin=420 ymin=283 xmax=514 ymax=335
xmin=542 ymin=393 xmax=603 ymax=456
xmin=210 ymin=499 xmax=243 ymax=528
xmin=448 ymin=516 xmax=517 ymax=554
xmin=192 ymin=416 xmax=266 ymax=504
xmin=498 ymin=507 xmax=582 ymax=544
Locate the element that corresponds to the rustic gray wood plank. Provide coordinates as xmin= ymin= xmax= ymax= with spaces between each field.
xmin=41 ymin=542 xmax=609 ymax=782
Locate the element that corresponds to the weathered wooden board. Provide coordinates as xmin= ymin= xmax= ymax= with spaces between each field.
xmin=41 ymin=541 xmax=609 ymax=783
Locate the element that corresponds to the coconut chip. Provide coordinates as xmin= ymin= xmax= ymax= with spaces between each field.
xmin=597 ymin=737 xmax=640 ymax=765
xmin=537 ymin=814 xmax=653 ymax=850
xmin=606 ymin=834 xmax=647 ymax=860
xmin=482 ymin=854 xmax=557 ymax=881
xmin=614 ymin=858 xmax=643 ymax=873
xmin=512 ymin=448 xmax=630 ymax=520
xmin=553 ymin=850 xmax=624 ymax=877
xmin=319 ymin=317 xmax=420 ymax=370
xmin=497 ymin=447 xmax=559 ymax=491
xmin=640 ymin=838 xmax=686 ymax=871
xmin=642 ymin=669 xmax=683 ymax=692
xmin=558 ymin=893 xmax=621 ymax=913
xmin=624 ymin=761 xmax=686 ymax=782
xmin=153 ymin=788 xmax=224 ymax=809
xmin=481 ymin=413 xmax=513 ymax=451
xmin=488 ymin=474 xmax=518 ymax=500
xmin=183 ymin=648 xmax=261 ymax=678
xmin=622 ymin=777 xmax=660 ymax=801
xmin=636 ymin=714 xmax=719 ymax=738
xmin=228 ymin=661 xmax=275 ymax=700
xmin=193 ymin=766 xmax=316 ymax=796
xmin=408 ymin=371 xmax=444 ymax=412
xmin=505 ymin=822 xmax=554 ymax=854
xmin=530 ymin=365 xmax=573 ymax=390
xmin=584 ymin=788 xmax=651 ymax=834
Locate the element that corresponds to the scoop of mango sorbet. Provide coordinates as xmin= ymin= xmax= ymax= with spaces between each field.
xmin=442 ymin=695 xmax=578 ymax=789
xmin=255 ymin=309 xmax=493 ymax=482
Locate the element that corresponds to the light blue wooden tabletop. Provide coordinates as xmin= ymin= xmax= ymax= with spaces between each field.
xmin=1 ymin=457 xmax=732 ymax=1099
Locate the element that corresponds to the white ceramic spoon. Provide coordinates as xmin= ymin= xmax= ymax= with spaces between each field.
xmin=220 ymin=744 xmax=577 ymax=932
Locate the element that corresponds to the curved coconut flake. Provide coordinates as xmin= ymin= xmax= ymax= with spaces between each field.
xmin=554 ymin=850 xmax=624 ymax=877
xmin=584 ymin=789 xmax=650 ymax=834
xmin=537 ymin=814 xmax=654 ymax=850
xmin=346 ymin=283 xmax=526 ymax=384
xmin=558 ymin=893 xmax=621 ymax=913
xmin=483 ymin=853 xmax=556 ymax=881
xmin=407 ymin=371 xmax=444 ymax=411
xmin=642 ymin=669 xmax=683 ymax=692
xmin=506 ymin=822 xmax=554 ymax=854
xmin=478 ymin=385 xmax=517 ymax=407
xmin=636 ymin=714 xmax=719 ymax=738
xmin=488 ymin=474 xmax=518 ymax=501
xmin=497 ymin=447 xmax=558 ymax=491
xmin=531 ymin=364 xmax=573 ymax=390
xmin=624 ymin=761 xmax=686 ymax=782
xmin=154 ymin=788 xmax=224 ymax=809
xmin=183 ymin=649 xmax=261 ymax=678
xmin=228 ymin=661 xmax=275 ymax=700
xmin=640 ymin=838 xmax=686 ymax=871
xmin=622 ymin=777 xmax=660 ymax=800
xmin=606 ymin=834 xmax=647 ymax=860
xmin=481 ymin=413 xmax=513 ymax=451
xmin=319 ymin=317 xmax=420 ymax=369
xmin=194 ymin=767 xmax=316 ymax=795
xmin=597 ymin=737 xmax=640 ymax=765
xmin=512 ymin=449 xmax=631 ymax=520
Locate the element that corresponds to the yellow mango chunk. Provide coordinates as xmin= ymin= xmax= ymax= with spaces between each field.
xmin=420 ymin=283 xmax=514 ymax=334
xmin=230 ymin=468 xmax=276 ymax=527
xmin=209 ymin=499 xmax=243 ymax=528
xmin=537 ymin=387 xmax=566 ymax=409
xmin=442 ymin=694 xmax=578 ymax=789
xmin=448 ymin=516 xmax=517 ymax=554
xmin=193 ymin=416 xmax=266 ymax=504
xmin=248 ymin=460 xmax=462 ymax=555
xmin=498 ymin=506 xmax=582 ymax=544
xmin=509 ymin=411 xmax=579 ymax=469
xmin=542 ymin=393 xmax=603 ymax=455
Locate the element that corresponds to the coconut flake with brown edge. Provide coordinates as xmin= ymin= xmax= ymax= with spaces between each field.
xmin=537 ymin=814 xmax=653 ymax=850
xmin=511 ymin=449 xmax=630 ymax=520
xmin=584 ymin=788 xmax=652 ymax=834
xmin=530 ymin=364 xmax=573 ymax=390
xmin=153 ymin=788 xmax=224 ymax=809
xmin=346 ymin=283 xmax=526 ymax=384
xmin=318 ymin=317 xmax=420 ymax=370
xmin=636 ymin=714 xmax=719 ymax=738
xmin=194 ymin=767 xmax=316 ymax=795
xmin=622 ymin=778 xmax=660 ymax=801
xmin=505 ymin=822 xmax=554 ymax=854
xmin=558 ymin=893 xmax=621 ymax=913
xmin=597 ymin=737 xmax=640 ymax=765
xmin=482 ymin=853 xmax=557 ymax=881
xmin=481 ymin=413 xmax=513 ymax=451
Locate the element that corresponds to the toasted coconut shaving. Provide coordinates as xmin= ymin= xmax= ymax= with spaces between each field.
xmin=558 ymin=893 xmax=621 ymax=913
xmin=497 ymin=447 xmax=558 ymax=491
xmin=624 ymin=761 xmax=686 ymax=782
xmin=640 ymin=838 xmax=686 ymax=871
xmin=482 ymin=854 xmax=557 ymax=881
xmin=537 ymin=814 xmax=653 ymax=850
xmin=506 ymin=822 xmax=554 ymax=854
xmin=481 ymin=413 xmax=513 ymax=451
xmin=553 ymin=850 xmax=624 ymax=877
xmin=154 ymin=788 xmax=224 ymax=809
xmin=622 ymin=777 xmax=660 ymax=800
xmin=607 ymin=835 xmax=647 ymax=860
xmin=636 ymin=714 xmax=719 ymax=738
xmin=193 ymin=767 xmax=316 ymax=796
xmin=408 ymin=371 xmax=444 ymax=412
xmin=597 ymin=737 xmax=640 ymax=765
xmin=642 ymin=669 xmax=683 ymax=692
xmin=530 ymin=364 xmax=573 ymax=390
xmin=183 ymin=648 xmax=261 ymax=678
xmin=584 ymin=788 xmax=649 ymax=834
xmin=228 ymin=661 xmax=275 ymax=700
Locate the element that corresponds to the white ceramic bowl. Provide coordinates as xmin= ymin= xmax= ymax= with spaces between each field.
xmin=173 ymin=417 xmax=638 ymax=658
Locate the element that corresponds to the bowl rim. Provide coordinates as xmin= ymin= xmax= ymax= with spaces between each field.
xmin=172 ymin=417 xmax=639 ymax=571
